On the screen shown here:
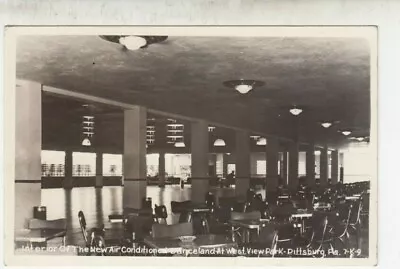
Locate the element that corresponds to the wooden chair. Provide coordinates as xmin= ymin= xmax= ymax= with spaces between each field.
xmin=78 ymin=211 xmax=123 ymax=256
xmin=154 ymin=205 xmax=168 ymax=224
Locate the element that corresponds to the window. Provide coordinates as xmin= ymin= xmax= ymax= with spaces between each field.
xmin=41 ymin=150 xmax=65 ymax=177
xmin=256 ymin=160 xmax=266 ymax=175
xmin=146 ymin=153 xmax=159 ymax=177
xmin=166 ymin=154 xmax=191 ymax=179
xmin=103 ymin=154 xmax=123 ymax=176
xmin=227 ymin=164 xmax=236 ymax=174
xmin=72 ymin=152 xmax=96 ymax=176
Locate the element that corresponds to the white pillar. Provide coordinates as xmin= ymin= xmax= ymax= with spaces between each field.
xmin=266 ymin=138 xmax=279 ymax=192
xmin=288 ymin=141 xmax=299 ymax=190
xmin=331 ymin=150 xmax=339 ymax=184
xmin=191 ymin=120 xmax=209 ymax=203
xmin=123 ymin=106 xmax=147 ymax=209
xmin=235 ymin=130 xmax=250 ymax=199
xmin=14 ymin=81 xmax=42 ymax=230
xmin=306 ymin=144 xmax=316 ymax=187
xmin=95 ymin=152 xmax=103 ymax=188
xmin=320 ymin=145 xmax=329 ymax=187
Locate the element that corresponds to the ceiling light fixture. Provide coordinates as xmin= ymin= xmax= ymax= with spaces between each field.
xmin=256 ymin=137 xmax=267 ymax=146
xmin=174 ymin=141 xmax=186 ymax=148
xmin=356 ymin=137 xmax=364 ymax=142
xmin=341 ymin=130 xmax=352 ymax=136
xmin=321 ymin=122 xmax=332 ymax=128
xmin=99 ymin=35 xmax=168 ymax=50
xmin=82 ymin=137 xmax=91 ymax=147
xmin=314 ymin=151 xmax=321 ymax=156
xmin=289 ymin=107 xmax=303 ymax=116
xmin=214 ymin=139 xmax=226 ymax=147
xmin=223 ymin=79 xmax=265 ymax=95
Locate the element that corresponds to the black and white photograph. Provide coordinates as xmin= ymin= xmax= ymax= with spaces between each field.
xmin=4 ymin=26 xmax=377 ymax=266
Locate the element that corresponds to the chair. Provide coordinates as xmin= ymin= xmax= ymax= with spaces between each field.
xmin=205 ymin=192 xmax=216 ymax=208
xmin=154 ymin=204 xmax=168 ymax=224
xmin=305 ymin=212 xmax=336 ymax=257
xmin=171 ymin=201 xmax=192 ymax=214
xmin=151 ymin=222 xmax=194 ymax=239
xmin=247 ymin=223 xmax=278 ymax=257
xmin=230 ymin=211 xmax=261 ymax=244
xmin=78 ymin=211 xmax=123 ymax=256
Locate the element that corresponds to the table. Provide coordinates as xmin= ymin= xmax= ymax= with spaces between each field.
xmin=144 ymin=234 xmax=237 ymax=256
xmin=15 ymin=228 xmax=66 ymax=247
xmin=229 ymin=219 xmax=270 ymax=243
xmin=290 ymin=210 xmax=313 ymax=235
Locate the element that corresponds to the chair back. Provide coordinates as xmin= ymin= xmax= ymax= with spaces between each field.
xmin=308 ymin=213 xmax=330 ymax=250
xmin=230 ymin=211 xmax=261 ymax=221
xmin=154 ymin=204 xmax=168 ymax=220
xmin=171 ymin=201 xmax=192 ymax=214
xmin=126 ymin=215 xmax=154 ymax=241
xmin=349 ymin=199 xmax=362 ymax=226
xmin=257 ymin=223 xmax=278 ymax=250
xmin=151 ymin=222 xmax=194 ymax=239
xmin=78 ymin=211 xmax=88 ymax=244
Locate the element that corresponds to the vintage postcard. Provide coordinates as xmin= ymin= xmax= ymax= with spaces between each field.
xmin=3 ymin=26 xmax=377 ymax=266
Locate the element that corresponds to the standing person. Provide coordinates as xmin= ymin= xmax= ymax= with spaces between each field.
xmin=225 ymin=171 xmax=235 ymax=187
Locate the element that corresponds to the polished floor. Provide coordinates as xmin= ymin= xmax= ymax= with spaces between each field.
xmin=41 ymin=185 xmax=369 ymax=258
xmin=42 ymin=185 xmax=249 ymax=246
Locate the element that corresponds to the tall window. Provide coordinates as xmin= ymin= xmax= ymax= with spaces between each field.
xmin=41 ymin=150 xmax=65 ymax=177
xmin=103 ymin=154 xmax=123 ymax=176
xmin=227 ymin=164 xmax=236 ymax=174
xmin=72 ymin=152 xmax=96 ymax=176
xmin=256 ymin=160 xmax=266 ymax=175
xmin=165 ymin=154 xmax=191 ymax=179
xmin=146 ymin=153 xmax=159 ymax=177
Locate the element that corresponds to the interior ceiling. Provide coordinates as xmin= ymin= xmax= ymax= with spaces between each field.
xmin=17 ymin=35 xmax=371 ymax=149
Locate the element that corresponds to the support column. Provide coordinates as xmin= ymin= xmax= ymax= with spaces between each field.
xmin=158 ymin=151 xmax=166 ymax=187
xmin=339 ymin=152 xmax=344 ymax=183
xmin=191 ymin=120 xmax=209 ymax=203
xmin=155 ymin=119 xmax=167 ymax=187
xmin=63 ymin=149 xmax=73 ymax=189
xmin=14 ymin=81 xmax=42 ymax=230
xmin=266 ymin=138 xmax=279 ymax=192
xmin=288 ymin=141 xmax=299 ymax=190
xmin=123 ymin=106 xmax=147 ymax=209
xmin=306 ymin=144 xmax=316 ymax=187
xmin=331 ymin=150 xmax=339 ymax=184
xmin=282 ymin=151 xmax=288 ymax=186
xmin=320 ymin=145 xmax=329 ymax=187
xmin=235 ymin=130 xmax=250 ymax=199
xmin=95 ymin=152 xmax=103 ymax=188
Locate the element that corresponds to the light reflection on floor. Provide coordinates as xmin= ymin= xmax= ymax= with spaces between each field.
xmin=41 ymin=185 xmax=260 ymax=245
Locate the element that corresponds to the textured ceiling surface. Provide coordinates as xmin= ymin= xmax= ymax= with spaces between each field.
xmin=17 ymin=35 xmax=371 ymax=148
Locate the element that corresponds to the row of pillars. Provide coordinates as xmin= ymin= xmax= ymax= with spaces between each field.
xmin=14 ymin=81 xmax=342 ymax=230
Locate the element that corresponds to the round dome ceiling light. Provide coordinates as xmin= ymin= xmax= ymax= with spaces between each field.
xmin=289 ymin=107 xmax=303 ymax=116
xmin=223 ymin=79 xmax=265 ymax=95
xmin=321 ymin=122 xmax=332 ymax=128
xmin=99 ymin=35 xmax=168 ymax=50
xmin=214 ymin=139 xmax=226 ymax=147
